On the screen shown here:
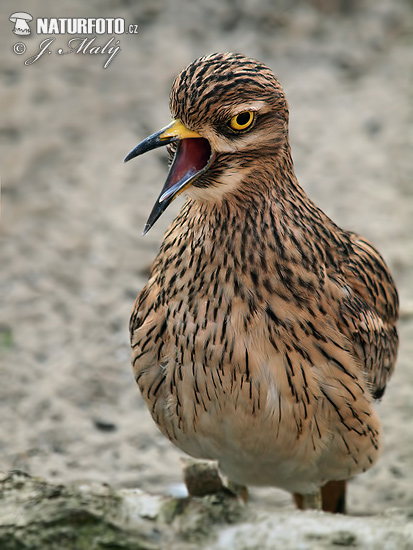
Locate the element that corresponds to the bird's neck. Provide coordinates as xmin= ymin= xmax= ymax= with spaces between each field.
xmin=187 ymin=142 xmax=311 ymax=222
xmin=168 ymin=142 xmax=329 ymax=262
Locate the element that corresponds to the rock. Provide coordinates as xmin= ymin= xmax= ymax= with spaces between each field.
xmin=182 ymin=458 xmax=224 ymax=497
xmin=0 ymin=471 xmax=412 ymax=550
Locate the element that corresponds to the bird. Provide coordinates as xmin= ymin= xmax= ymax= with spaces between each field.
xmin=124 ymin=52 xmax=399 ymax=513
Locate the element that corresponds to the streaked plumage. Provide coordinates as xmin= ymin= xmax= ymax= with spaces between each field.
xmin=125 ymin=53 xmax=398 ymax=512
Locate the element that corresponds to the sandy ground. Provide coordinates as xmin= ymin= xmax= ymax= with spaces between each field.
xmin=1 ymin=0 xmax=412 ymax=519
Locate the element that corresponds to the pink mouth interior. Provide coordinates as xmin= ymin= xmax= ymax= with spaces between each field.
xmin=161 ymin=138 xmax=211 ymax=201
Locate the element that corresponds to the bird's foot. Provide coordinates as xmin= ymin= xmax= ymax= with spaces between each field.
xmin=293 ymin=489 xmax=322 ymax=511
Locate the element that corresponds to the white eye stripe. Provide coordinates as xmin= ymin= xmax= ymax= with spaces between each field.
xmin=216 ymin=101 xmax=269 ymax=120
xmin=230 ymin=101 xmax=268 ymax=116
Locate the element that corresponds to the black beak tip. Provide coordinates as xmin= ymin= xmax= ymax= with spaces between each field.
xmin=124 ymin=130 xmax=177 ymax=165
xmin=124 ymin=149 xmax=137 ymax=163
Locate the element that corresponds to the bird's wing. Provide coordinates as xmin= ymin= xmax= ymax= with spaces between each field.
xmin=130 ymin=277 xmax=168 ymax=386
xmin=333 ymin=234 xmax=399 ymax=398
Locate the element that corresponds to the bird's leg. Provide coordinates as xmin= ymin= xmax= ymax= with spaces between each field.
xmin=293 ymin=489 xmax=322 ymax=511
xmin=302 ymin=490 xmax=322 ymax=510
xmin=294 ymin=481 xmax=347 ymax=513
xmin=321 ymin=480 xmax=347 ymax=513
xmin=227 ymin=480 xmax=249 ymax=503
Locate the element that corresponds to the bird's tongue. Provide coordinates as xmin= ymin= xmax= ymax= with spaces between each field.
xmin=159 ymin=138 xmax=211 ymax=203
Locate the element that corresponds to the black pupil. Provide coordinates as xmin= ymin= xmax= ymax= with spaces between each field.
xmin=236 ymin=112 xmax=251 ymax=126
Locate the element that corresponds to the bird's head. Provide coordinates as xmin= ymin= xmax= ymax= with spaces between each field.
xmin=125 ymin=52 xmax=289 ymax=234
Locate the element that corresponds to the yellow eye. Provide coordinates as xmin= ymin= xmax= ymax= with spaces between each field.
xmin=229 ymin=111 xmax=255 ymax=131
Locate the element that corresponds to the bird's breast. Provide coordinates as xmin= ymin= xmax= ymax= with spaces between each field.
xmin=131 ymin=213 xmax=382 ymax=491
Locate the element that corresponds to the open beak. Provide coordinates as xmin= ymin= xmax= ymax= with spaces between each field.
xmin=124 ymin=119 xmax=213 ymax=234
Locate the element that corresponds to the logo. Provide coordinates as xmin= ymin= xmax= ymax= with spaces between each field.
xmin=9 ymin=12 xmax=32 ymax=35
xmin=9 ymin=14 xmax=138 ymax=69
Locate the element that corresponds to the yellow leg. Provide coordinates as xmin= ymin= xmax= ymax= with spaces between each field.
xmin=294 ymin=481 xmax=347 ymax=513
xmin=302 ymin=490 xmax=322 ymax=510
xmin=293 ymin=488 xmax=322 ymax=511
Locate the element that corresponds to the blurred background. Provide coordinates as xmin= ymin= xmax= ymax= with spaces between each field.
xmin=1 ymin=0 xmax=412 ymax=515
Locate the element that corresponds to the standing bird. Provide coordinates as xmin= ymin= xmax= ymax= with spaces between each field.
xmin=124 ymin=53 xmax=398 ymax=513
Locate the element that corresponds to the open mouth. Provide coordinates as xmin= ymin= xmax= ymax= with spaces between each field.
xmin=124 ymin=120 xmax=214 ymax=234
xmin=159 ymin=138 xmax=212 ymax=203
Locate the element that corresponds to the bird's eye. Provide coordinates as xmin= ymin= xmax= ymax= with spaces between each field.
xmin=229 ymin=111 xmax=255 ymax=132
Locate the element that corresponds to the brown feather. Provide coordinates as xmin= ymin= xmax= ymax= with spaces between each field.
xmin=129 ymin=53 xmax=398 ymax=511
